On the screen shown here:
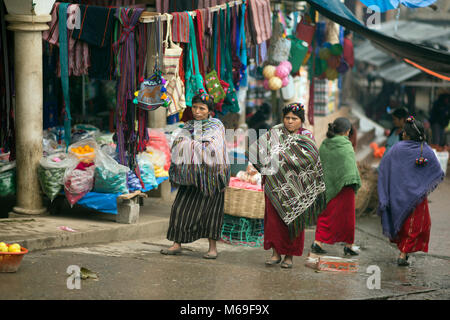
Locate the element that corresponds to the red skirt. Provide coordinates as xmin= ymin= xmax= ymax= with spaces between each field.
xmin=392 ymin=198 xmax=431 ymax=254
xmin=264 ymin=194 xmax=305 ymax=256
xmin=315 ymin=187 xmax=355 ymax=245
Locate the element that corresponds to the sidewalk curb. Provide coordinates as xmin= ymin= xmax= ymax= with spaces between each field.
xmin=6 ymin=217 xmax=170 ymax=252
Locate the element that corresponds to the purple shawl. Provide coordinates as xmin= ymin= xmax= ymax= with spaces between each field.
xmin=377 ymin=140 xmax=444 ymax=240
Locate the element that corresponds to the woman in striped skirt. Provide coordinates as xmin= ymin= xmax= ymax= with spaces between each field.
xmin=161 ymin=93 xmax=230 ymax=259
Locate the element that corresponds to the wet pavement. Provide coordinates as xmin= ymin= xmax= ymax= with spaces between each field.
xmin=0 ymin=219 xmax=448 ymax=300
xmin=1 ymin=172 xmax=449 ymax=300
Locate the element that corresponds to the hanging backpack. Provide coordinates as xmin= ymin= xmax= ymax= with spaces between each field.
xmin=133 ymin=15 xmax=171 ymax=111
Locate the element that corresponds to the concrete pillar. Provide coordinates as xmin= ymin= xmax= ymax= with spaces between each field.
xmin=6 ymin=14 xmax=50 ymax=215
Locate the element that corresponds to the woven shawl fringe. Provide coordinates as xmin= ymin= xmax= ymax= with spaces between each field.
xmin=287 ymin=190 xmax=326 ymax=239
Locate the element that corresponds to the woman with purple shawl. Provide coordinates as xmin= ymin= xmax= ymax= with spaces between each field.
xmin=378 ymin=116 xmax=444 ymax=266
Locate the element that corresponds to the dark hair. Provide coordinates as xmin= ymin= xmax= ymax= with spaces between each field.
xmin=326 ymin=117 xmax=352 ymax=139
xmin=392 ymin=107 xmax=409 ymax=120
xmin=192 ymin=93 xmax=214 ymax=111
xmin=344 ymin=29 xmax=352 ymax=37
xmin=283 ymin=103 xmax=305 ymax=123
xmin=404 ymin=117 xmax=426 ymax=142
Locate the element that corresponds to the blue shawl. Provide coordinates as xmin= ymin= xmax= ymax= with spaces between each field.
xmin=377 ymin=140 xmax=444 ymax=240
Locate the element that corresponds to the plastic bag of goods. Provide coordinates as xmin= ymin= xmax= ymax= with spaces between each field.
xmin=144 ymin=146 xmax=166 ymax=169
xmin=68 ymin=138 xmax=98 ymax=164
xmin=127 ymin=170 xmax=142 ymax=192
xmin=63 ymin=161 xmax=95 ymax=206
xmin=71 ymin=124 xmax=100 ymax=144
xmin=93 ymin=149 xmax=129 ymax=194
xmin=137 ymin=153 xmax=158 ymax=188
xmin=38 ymin=153 xmax=78 ymax=201
xmin=147 ymin=129 xmax=171 ymax=171
xmin=0 ymin=162 xmax=16 ymax=197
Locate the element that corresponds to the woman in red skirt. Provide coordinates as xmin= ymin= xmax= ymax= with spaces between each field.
xmin=312 ymin=118 xmax=362 ymax=256
xmin=378 ymin=117 xmax=444 ymax=266
xmin=249 ymin=103 xmax=327 ymax=269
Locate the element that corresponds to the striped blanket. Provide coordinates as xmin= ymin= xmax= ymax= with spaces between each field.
xmin=249 ymin=124 xmax=326 ymax=239
xmin=169 ymin=117 xmax=230 ymax=196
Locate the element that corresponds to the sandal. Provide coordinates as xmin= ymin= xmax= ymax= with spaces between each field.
xmin=280 ymin=261 xmax=293 ymax=269
xmin=203 ymin=253 xmax=218 ymax=259
xmin=160 ymin=247 xmax=182 ymax=255
xmin=265 ymin=257 xmax=282 ymax=266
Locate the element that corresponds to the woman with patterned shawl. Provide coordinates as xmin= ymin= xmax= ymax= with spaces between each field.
xmin=311 ymin=118 xmax=362 ymax=256
xmin=378 ymin=116 xmax=444 ymax=266
xmin=160 ymin=93 xmax=230 ymax=259
xmin=249 ymin=103 xmax=326 ymax=269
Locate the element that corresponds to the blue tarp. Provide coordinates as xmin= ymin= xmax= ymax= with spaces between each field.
xmin=74 ymin=177 xmax=169 ymax=214
xmin=305 ymin=0 xmax=450 ymax=77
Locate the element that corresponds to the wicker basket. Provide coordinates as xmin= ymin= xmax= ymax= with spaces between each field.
xmin=224 ymin=187 xmax=265 ymax=219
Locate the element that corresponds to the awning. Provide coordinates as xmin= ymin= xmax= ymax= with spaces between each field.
xmin=304 ymin=0 xmax=450 ymax=78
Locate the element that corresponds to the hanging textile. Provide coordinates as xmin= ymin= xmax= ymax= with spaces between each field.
xmin=184 ymin=12 xmax=207 ymax=107
xmin=72 ymin=5 xmax=116 ymax=80
xmin=0 ymin=0 xmax=15 ymax=160
xmin=171 ymin=12 xmax=190 ymax=43
xmin=58 ymin=2 xmax=72 ymax=149
xmin=247 ymin=0 xmax=272 ymax=45
xmin=43 ymin=3 xmax=90 ymax=77
xmin=238 ymin=1 xmax=248 ymax=88
xmin=113 ymin=7 xmax=145 ymax=187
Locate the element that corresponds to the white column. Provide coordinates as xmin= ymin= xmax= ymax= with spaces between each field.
xmin=6 ymin=14 xmax=50 ymax=215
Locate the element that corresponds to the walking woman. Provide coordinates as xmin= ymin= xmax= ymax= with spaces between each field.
xmin=161 ymin=93 xmax=230 ymax=259
xmin=311 ymin=118 xmax=362 ymax=256
xmin=249 ymin=103 xmax=326 ymax=268
xmin=378 ymin=116 xmax=444 ymax=266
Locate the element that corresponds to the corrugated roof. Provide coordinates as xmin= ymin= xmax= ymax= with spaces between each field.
xmin=355 ymin=20 xmax=450 ymax=82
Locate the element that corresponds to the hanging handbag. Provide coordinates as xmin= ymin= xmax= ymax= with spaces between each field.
xmin=205 ymin=70 xmax=226 ymax=103
xmin=288 ymin=35 xmax=308 ymax=75
xmin=162 ymin=14 xmax=183 ymax=77
xmin=218 ymin=6 xmax=239 ymax=113
xmin=133 ymin=15 xmax=171 ymax=111
xmin=184 ymin=12 xmax=207 ymax=107
xmin=162 ymin=14 xmax=186 ymax=115
xmin=268 ymin=11 xmax=291 ymax=65
xmin=296 ymin=15 xmax=316 ymax=47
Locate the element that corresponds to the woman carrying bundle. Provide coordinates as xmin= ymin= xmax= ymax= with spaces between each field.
xmin=378 ymin=116 xmax=444 ymax=266
xmin=312 ymin=117 xmax=362 ymax=256
xmin=161 ymin=93 xmax=230 ymax=259
xmin=249 ymin=103 xmax=327 ymax=269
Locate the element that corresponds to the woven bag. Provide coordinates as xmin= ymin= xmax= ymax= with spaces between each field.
xmin=162 ymin=14 xmax=183 ymax=76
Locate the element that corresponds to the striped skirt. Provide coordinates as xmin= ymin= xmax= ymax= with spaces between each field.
xmin=167 ymin=185 xmax=225 ymax=244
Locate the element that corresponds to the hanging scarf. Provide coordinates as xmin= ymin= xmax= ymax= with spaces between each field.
xmin=377 ymin=140 xmax=444 ymax=240
xmin=58 ymin=2 xmax=72 ymax=149
xmin=319 ymin=135 xmax=361 ymax=204
xmin=113 ymin=7 xmax=144 ymax=186
xmin=169 ymin=117 xmax=230 ymax=196
xmin=249 ymin=124 xmax=326 ymax=239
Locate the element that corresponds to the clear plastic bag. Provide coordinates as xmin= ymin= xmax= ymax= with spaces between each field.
xmin=64 ymin=161 xmax=95 ymax=207
xmin=68 ymin=138 xmax=98 ymax=164
xmin=0 ymin=162 xmax=16 ymax=197
xmin=137 ymin=153 xmax=158 ymax=188
xmin=144 ymin=146 xmax=166 ymax=169
xmin=93 ymin=149 xmax=129 ymax=194
xmin=38 ymin=153 xmax=78 ymax=201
